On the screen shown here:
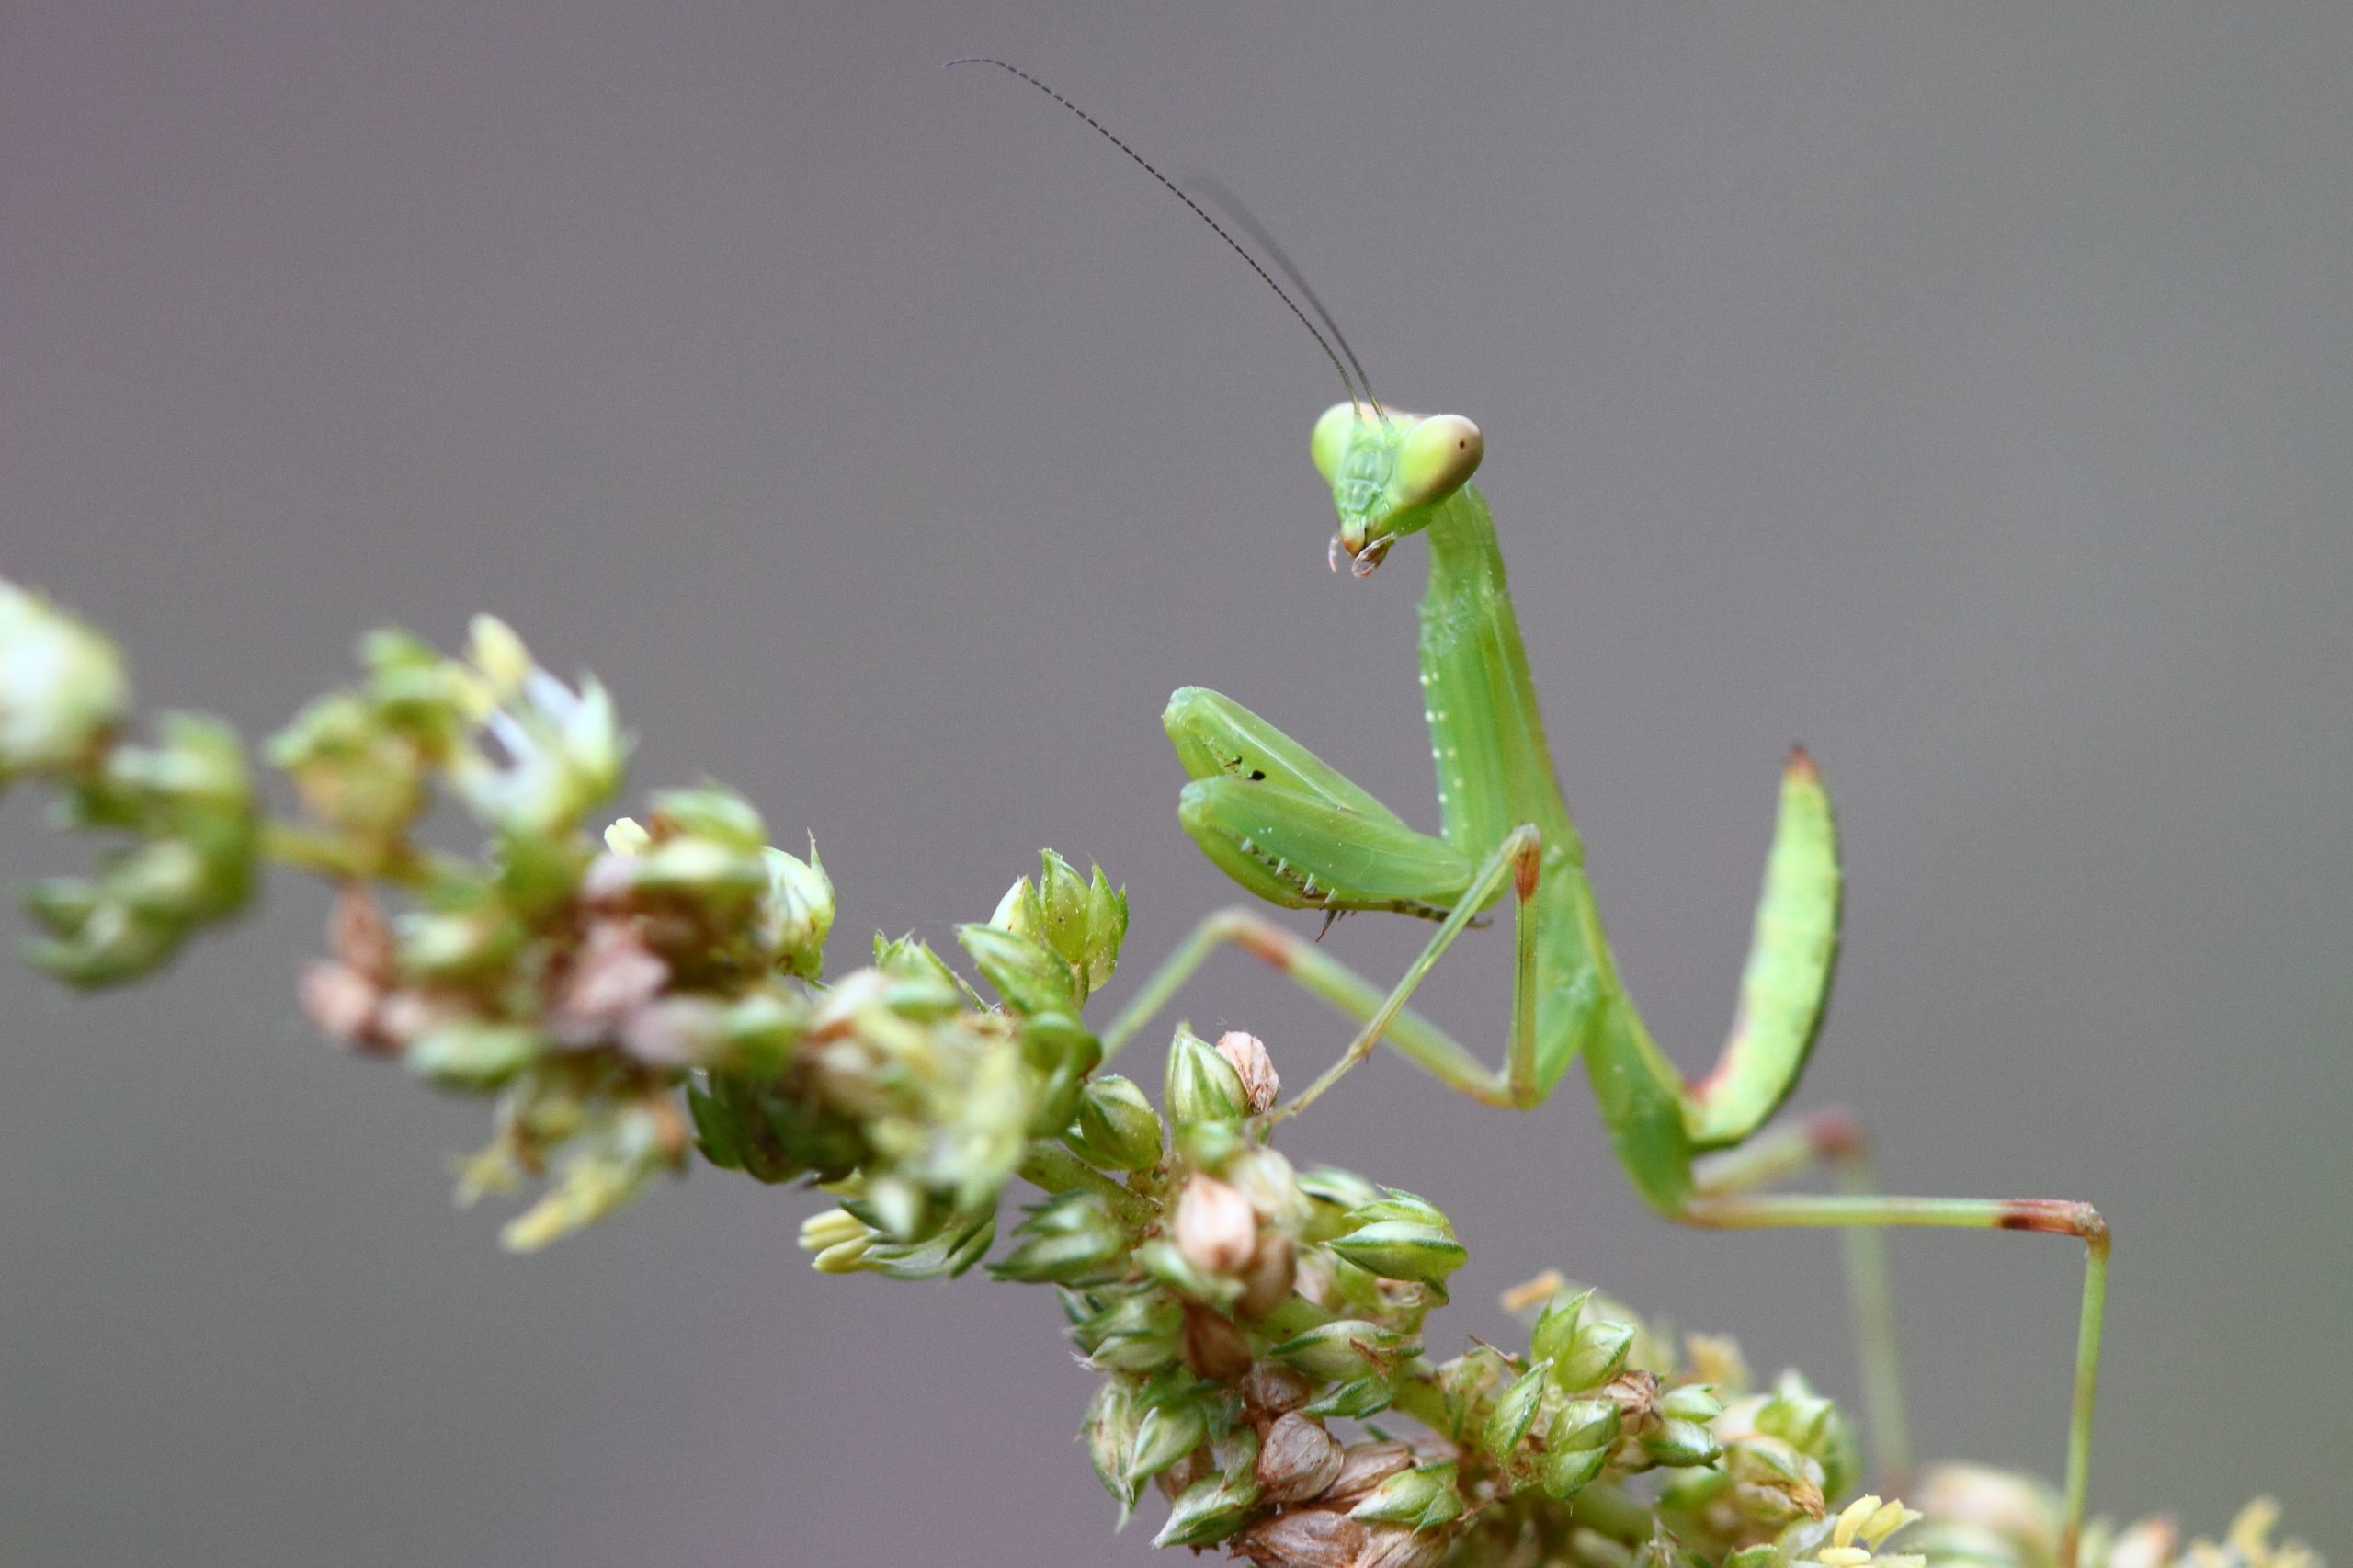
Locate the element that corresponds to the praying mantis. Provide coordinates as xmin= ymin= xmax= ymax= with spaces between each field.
xmin=957 ymin=58 xmax=2110 ymax=1568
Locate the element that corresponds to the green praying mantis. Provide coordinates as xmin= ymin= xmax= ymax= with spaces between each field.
xmin=956 ymin=58 xmax=2111 ymax=1568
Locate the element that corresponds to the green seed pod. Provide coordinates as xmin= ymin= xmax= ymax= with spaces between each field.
xmin=1555 ymin=1316 xmax=1638 ymax=1391
xmin=1349 ymin=1461 xmax=1463 ymax=1529
xmin=1552 ymin=1397 xmax=1623 ymax=1454
xmin=1083 ymin=1381 xmax=1143 ymax=1509
xmin=956 ymin=922 xmax=1077 ymax=1017
xmin=1632 ymin=1528 xmax=1704 ymax=1568
xmin=1152 ymin=1471 xmax=1258 ymax=1550
xmin=1135 ymin=1238 xmax=1244 ymax=1314
xmin=1080 ymin=864 xmax=1129 ymax=992
xmin=1165 ymin=1025 xmax=1248 ymax=1127
xmin=1660 ymin=1384 xmax=1725 ymax=1425
xmin=1302 ymin=1375 xmax=1394 ymax=1420
xmin=1345 ymin=1188 xmax=1454 ymax=1233
xmin=631 ymin=837 xmax=770 ymax=902
xmin=1328 ymin=1220 xmax=1468 ymax=1286
xmin=646 ymin=784 xmax=767 ymax=851
xmin=1125 ymin=1401 xmax=1211 ymax=1487
xmin=860 ymin=1210 xmax=997 ymax=1280
xmin=1077 ymin=1291 xmax=1187 ymax=1374
xmin=1298 ymin=1165 xmax=1382 ymax=1224
xmin=1642 ymin=1417 xmax=1723 ymax=1470
xmin=0 ymin=581 xmax=128 ymax=783
xmin=1656 ymin=1464 xmax=1733 ymax=1514
xmin=1481 ymin=1360 xmax=1552 ymax=1460
xmin=761 ymin=843 xmax=834 ymax=982
xmin=1172 ymin=1115 xmax=1245 ymax=1172
xmin=393 ymin=909 xmax=522 ymax=981
xmin=1433 ymin=1348 xmax=1506 ymax=1439
xmin=991 ymin=851 xmax=1128 ymax=1000
xmin=405 ymin=1021 xmax=543 ymax=1088
xmin=1069 ymin=1074 xmax=1164 ymax=1171
xmin=1532 ymin=1288 xmax=1592 ymax=1366
xmin=1540 ymin=1443 xmax=1609 ymax=1501
xmin=989 ymin=1192 xmax=1126 ymax=1286
xmin=1269 ymin=1319 xmax=1411 ymax=1382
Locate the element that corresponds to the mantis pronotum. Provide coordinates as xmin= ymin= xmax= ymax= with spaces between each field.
xmin=957 ymin=57 xmax=2110 ymax=1568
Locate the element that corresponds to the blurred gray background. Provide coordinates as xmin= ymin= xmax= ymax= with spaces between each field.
xmin=3 ymin=4 xmax=2347 ymax=1564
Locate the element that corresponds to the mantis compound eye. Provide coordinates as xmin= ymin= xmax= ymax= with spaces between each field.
xmin=1392 ymin=415 xmax=1483 ymax=509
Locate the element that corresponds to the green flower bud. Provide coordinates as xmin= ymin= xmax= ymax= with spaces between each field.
xmin=1756 ymin=1386 xmax=1833 ymax=1450
xmin=1299 ymin=1165 xmax=1382 ymax=1211
xmin=1552 ymin=1397 xmax=1623 ymax=1453
xmin=1087 ymin=1323 xmax=1186 ymax=1375
xmin=1540 ymin=1442 xmax=1608 ymax=1501
xmin=854 ymin=1173 xmax=930 ymax=1242
xmin=860 ymin=1210 xmax=997 ymax=1280
xmin=1135 ymin=1237 xmax=1244 ymax=1314
xmin=1269 ymin=1319 xmax=1411 ymax=1381
xmin=1481 ymin=1360 xmax=1552 ymax=1460
xmin=1165 ymin=1026 xmax=1249 ymax=1127
xmin=1068 ymin=1074 xmax=1164 ymax=1171
xmin=1153 ymin=1471 xmax=1259 ymax=1550
xmin=1083 ymin=1381 xmax=1143 ymax=1510
xmin=1631 ymin=1527 xmax=1704 ymax=1568
xmin=1555 ymin=1315 xmax=1638 ymax=1391
xmin=1724 ymin=1547 xmax=1782 ymax=1568
xmin=0 ymin=581 xmax=127 ymax=782
xmin=449 ymin=658 xmax=624 ymax=836
xmin=1757 ymin=1372 xmax=1859 ymax=1500
xmin=956 ymin=922 xmax=1077 ymax=1016
xmin=1081 ymin=864 xmax=1129 ymax=991
xmin=1328 ymin=1220 xmax=1468 ymax=1286
xmin=464 ymin=614 xmax=533 ymax=698
xmin=629 ymin=837 xmax=769 ymax=901
xmin=646 ymin=784 xmax=767 ymax=851
xmin=1017 ymin=1010 xmax=1101 ymax=1136
xmin=1531 ymin=1287 xmax=1591 ymax=1365
xmin=496 ymin=1099 xmax=676 ymax=1252
xmin=1433 ymin=1348 xmax=1506 ymax=1438
xmin=1302 ymin=1375 xmax=1394 ymax=1420
xmin=1660 ymin=1384 xmax=1723 ymax=1424
xmin=24 ymin=893 xmax=177 ymax=986
xmin=1125 ymin=1400 xmax=1211 ymax=1487
xmin=1172 ymin=1114 xmax=1245 ymax=1172
xmin=1642 ymin=1417 xmax=1722 ymax=1470
xmin=1349 ymin=1461 xmax=1463 ymax=1529
xmin=406 ymin=1021 xmax=543 ymax=1087
xmin=1346 ymin=1188 xmax=1453 ymax=1233
xmin=760 ymin=842 xmax=833 ymax=982
xmin=1656 ymin=1464 xmax=1732 ymax=1514
xmin=991 ymin=1192 xmax=1127 ymax=1286
xmin=394 ymin=909 xmax=522 ymax=981
xmin=989 ymin=850 xmax=1128 ymax=1000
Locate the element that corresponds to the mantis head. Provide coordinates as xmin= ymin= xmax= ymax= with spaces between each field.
xmin=1312 ymin=403 xmax=1484 ymax=576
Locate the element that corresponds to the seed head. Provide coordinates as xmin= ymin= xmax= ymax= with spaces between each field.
xmin=1176 ymin=1173 xmax=1259 ymax=1274
xmin=1215 ymin=1029 xmax=1280 ymax=1114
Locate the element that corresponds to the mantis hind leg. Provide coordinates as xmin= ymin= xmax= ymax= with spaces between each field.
xmin=1690 ymin=1109 xmax=1912 ymax=1495
xmin=1678 ymin=1185 xmax=2109 ymax=1568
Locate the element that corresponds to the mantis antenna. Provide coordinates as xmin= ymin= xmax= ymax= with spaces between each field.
xmin=947 ymin=57 xmax=1368 ymax=415
xmin=1185 ymin=177 xmax=1382 ymax=416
